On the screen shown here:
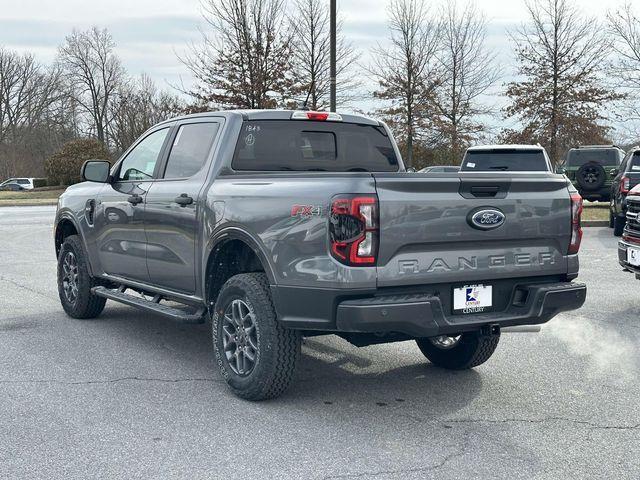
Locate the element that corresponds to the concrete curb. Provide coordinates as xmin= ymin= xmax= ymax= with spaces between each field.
xmin=0 ymin=200 xmax=58 ymax=207
xmin=582 ymin=220 xmax=608 ymax=227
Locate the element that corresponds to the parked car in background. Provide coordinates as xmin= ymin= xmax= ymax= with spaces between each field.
xmin=0 ymin=182 xmax=26 ymax=191
xmin=0 ymin=178 xmax=38 ymax=190
xmin=419 ymin=165 xmax=460 ymax=173
xmin=610 ymin=146 xmax=640 ymax=236
xmin=558 ymin=145 xmax=625 ymax=203
xmin=460 ymin=145 xmax=553 ymax=172
xmin=617 ymin=185 xmax=640 ymax=273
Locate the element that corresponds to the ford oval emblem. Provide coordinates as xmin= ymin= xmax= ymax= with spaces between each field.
xmin=468 ymin=208 xmax=505 ymax=230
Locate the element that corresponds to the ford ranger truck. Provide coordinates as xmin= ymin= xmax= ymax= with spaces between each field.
xmin=54 ymin=110 xmax=587 ymax=400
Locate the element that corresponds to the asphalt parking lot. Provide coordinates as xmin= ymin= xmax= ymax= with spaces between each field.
xmin=0 ymin=205 xmax=638 ymax=479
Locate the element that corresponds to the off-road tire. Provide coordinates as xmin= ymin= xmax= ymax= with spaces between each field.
xmin=576 ymin=163 xmax=606 ymax=191
xmin=212 ymin=273 xmax=301 ymax=401
xmin=416 ymin=331 xmax=500 ymax=370
xmin=614 ymin=215 xmax=626 ymax=237
xmin=57 ymin=235 xmax=106 ymax=319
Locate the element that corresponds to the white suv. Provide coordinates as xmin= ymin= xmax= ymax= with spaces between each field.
xmin=0 ymin=178 xmax=37 ymax=190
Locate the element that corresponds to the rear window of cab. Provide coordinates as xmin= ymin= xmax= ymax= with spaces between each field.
xmin=460 ymin=149 xmax=549 ymax=172
xmin=232 ymin=120 xmax=399 ymax=172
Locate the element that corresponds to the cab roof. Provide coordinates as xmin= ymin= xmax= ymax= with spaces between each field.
xmin=158 ymin=109 xmax=381 ymax=127
xmin=466 ymin=144 xmax=545 ymax=151
xmin=570 ymin=145 xmax=623 ymax=150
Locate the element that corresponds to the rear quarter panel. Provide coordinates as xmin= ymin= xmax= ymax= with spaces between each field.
xmin=206 ymin=173 xmax=379 ymax=290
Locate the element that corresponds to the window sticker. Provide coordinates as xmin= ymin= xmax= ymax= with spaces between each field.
xmin=467 ymin=162 xmax=476 ymax=168
xmin=245 ymin=133 xmax=255 ymax=146
xmin=632 ymin=165 xmax=640 ymax=171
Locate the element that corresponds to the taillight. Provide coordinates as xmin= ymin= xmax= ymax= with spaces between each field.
xmin=621 ymin=176 xmax=630 ymax=194
xmin=568 ymin=193 xmax=583 ymax=255
xmin=330 ymin=195 xmax=379 ymax=266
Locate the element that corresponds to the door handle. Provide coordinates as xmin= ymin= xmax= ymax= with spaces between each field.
xmin=127 ymin=194 xmax=143 ymax=205
xmin=175 ymin=193 xmax=194 ymax=207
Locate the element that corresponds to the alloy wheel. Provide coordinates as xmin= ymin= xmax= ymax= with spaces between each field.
xmin=61 ymin=251 xmax=79 ymax=304
xmin=429 ymin=335 xmax=462 ymax=349
xmin=222 ymin=299 xmax=258 ymax=376
xmin=581 ymin=166 xmax=600 ymax=185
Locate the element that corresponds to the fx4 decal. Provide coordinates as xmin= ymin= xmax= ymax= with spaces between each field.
xmin=291 ymin=205 xmax=322 ymax=217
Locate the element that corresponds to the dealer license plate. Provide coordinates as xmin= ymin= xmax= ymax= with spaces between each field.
xmin=453 ymin=284 xmax=493 ymax=314
xmin=628 ymin=247 xmax=640 ymax=266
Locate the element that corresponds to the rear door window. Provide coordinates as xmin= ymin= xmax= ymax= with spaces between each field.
xmin=461 ymin=150 xmax=549 ymax=172
xmin=163 ymin=122 xmax=220 ymax=179
xmin=232 ymin=121 xmax=399 ymax=172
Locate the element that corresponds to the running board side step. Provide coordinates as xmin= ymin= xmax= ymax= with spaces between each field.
xmin=91 ymin=286 xmax=206 ymax=324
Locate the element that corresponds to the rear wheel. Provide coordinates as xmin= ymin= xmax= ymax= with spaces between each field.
xmin=609 ymin=208 xmax=615 ymax=228
xmin=614 ymin=215 xmax=626 ymax=237
xmin=212 ymin=273 xmax=301 ymax=400
xmin=416 ymin=331 xmax=500 ymax=370
xmin=57 ymin=235 xmax=106 ymax=319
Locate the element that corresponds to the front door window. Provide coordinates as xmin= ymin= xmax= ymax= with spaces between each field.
xmin=117 ymin=128 xmax=169 ymax=181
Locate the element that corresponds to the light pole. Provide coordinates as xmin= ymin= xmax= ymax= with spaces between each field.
xmin=330 ymin=0 xmax=336 ymax=112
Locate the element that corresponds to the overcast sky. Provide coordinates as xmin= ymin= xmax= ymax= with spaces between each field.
xmin=0 ymin=0 xmax=624 ymax=130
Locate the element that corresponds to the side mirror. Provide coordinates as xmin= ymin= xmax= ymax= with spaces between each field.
xmin=610 ymin=168 xmax=619 ymax=176
xmin=406 ymin=167 xmax=417 ymax=173
xmin=556 ymin=166 xmax=566 ymax=174
xmin=82 ymin=160 xmax=111 ymax=183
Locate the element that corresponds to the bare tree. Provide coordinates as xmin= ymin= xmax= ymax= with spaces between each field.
xmin=0 ymin=48 xmax=68 ymax=177
xmin=180 ymin=0 xmax=297 ymax=110
xmin=58 ymin=27 xmax=124 ymax=144
xmin=504 ymin=0 xmax=621 ymax=164
xmin=609 ymin=2 xmax=640 ymax=90
xmin=288 ymin=0 xmax=359 ymax=110
xmin=607 ymin=2 xmax=640 ymax=140
xmin=431 ymin=1 xmax=499 ymax=163
xmin=368 ymin=0 xmax=440 ymax=168
xmin=109 ymin=74 xmax=184 ymax=154
xmin=0 ymin=49 xmax=61 ymax=144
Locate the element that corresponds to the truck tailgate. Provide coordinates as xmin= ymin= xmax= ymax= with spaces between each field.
xmin=373 ymin=172 xmax=572 ymax=287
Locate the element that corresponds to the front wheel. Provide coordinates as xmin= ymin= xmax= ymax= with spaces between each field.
xmin=57 ymin=235 xmax=106 ymax=319
xmin=416 ymin=331 xmax=500 ymax=370
xmin=212 ymin=273 xmax=301 ymax=400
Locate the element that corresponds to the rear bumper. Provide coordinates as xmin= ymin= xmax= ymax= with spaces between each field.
xmin=334 ymin=282 xmax=586 ymax=337
xmin=578 ymin=186 xmax=611 ymax=199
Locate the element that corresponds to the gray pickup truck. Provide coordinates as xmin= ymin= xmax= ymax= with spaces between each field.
xmin=54 ymin=110 xmax=587 ymax=400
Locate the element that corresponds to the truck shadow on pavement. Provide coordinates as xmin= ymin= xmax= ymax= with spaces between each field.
xmin=291 ymin=337 xmax=483 ymax=411
xmin=94 ymin=306 xmax=483 ymax=411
